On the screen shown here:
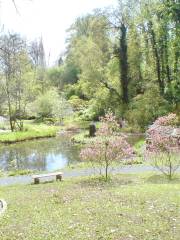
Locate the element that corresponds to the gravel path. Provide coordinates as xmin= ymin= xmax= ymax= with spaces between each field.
xmin=0 ymin=165 xmax=158 ymax=186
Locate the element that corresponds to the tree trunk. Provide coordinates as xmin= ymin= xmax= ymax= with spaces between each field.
xmin=164 ymin=35 xmax=171 ymax=83
xmin=148 ymin=21 xmax=164 ymax=95
xmin=105 ymin=163 xmax=108 ymax=182
xmin=174 ymin=23 xmax=179 ymax=81
xmin=5 ymin=75 xmax=15 ymax=132
xmin=119 ymin=23 xmax=129 ymax=104
xmin=105 ymin=142 xmax=109 ymax=181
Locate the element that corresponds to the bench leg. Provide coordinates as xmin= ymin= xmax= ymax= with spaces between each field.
xmin=34 ymin=178 xmax=40 ymax=184
xmin=56 ymin=174 xmax=62 ymax=181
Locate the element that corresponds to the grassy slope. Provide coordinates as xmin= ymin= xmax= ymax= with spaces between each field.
xmin=0 ymin=174 xmax=179 ymax=240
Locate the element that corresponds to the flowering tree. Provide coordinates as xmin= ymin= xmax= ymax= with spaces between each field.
xmin=152 ymin=113 xmax=179 ymax=126
xmin=146 ymin=113 xmax=180 ymax=179
xmin=80 ymin=111 xmax=134 ymax=181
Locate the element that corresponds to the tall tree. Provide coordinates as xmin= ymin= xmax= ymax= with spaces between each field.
xmin=0 ymin=33 xmax=35 ymax=131
xmin=29 ymin=37 xmax=47 ymax=92
xmin=110 ymin=0 xmax=138 ymax=104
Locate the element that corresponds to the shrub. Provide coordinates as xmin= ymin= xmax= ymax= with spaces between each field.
xmin=145 ymin=113 xmax=180 ymax=179
xmin=32 ymin=89 xmax=72 ymax=123
xmin=68 ymin=96 xmax=88 ymax=112
xmin=35 ymin=89 xmax=58 ymax=118
xmin=80 ymin=112 xmax=134 ymax=181
xmin=126 ymin=88 xmax=171 ymax=130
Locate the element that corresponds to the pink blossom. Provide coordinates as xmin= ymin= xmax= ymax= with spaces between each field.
xmin=146 ymin=113 xmax=179 ymax=155
xmin=145 ymin=113 xmax=180 ymax=179
xmin=153 ymin=113 xmax=178 ymax=127
xmin=80 ymin=111 xmax=134 ymax=180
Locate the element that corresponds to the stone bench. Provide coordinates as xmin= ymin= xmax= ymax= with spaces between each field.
xmin=32 ymin=172 xmax=63 ymax=184
xmin=0 ymin=199 xmax=7 ymax=216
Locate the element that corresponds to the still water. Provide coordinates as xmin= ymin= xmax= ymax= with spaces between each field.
xmin=0 ymin=134 xmax=80 ymax=172
xmin=0 ymin=133 xmax=144 ymax=172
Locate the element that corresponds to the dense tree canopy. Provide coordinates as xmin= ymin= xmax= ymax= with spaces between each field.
xmin=55 ymin=0 xmax=179 ymax=128
xmin=0 ymin=0 xmax=179 ymax=131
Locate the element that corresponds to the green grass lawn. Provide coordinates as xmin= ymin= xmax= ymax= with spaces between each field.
xmin=0 ymin=174 xmax=179 ymax=240
xmin=0 ymin=117 xmax=90 ymax=144
xmin=0 ymin=121 xmax=59 ymax=143
xmin=63 ymin=117 xmax=90 ymax=130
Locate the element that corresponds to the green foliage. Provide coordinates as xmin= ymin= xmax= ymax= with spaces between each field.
xmin=0 ymin=33 xmax=38 ymax=131
xmin=8 ymin=169 xmax=36 ymax=177
xmin=71 ymin=131 xmax=89 ymax=144
xmin=47 ymin=67 xmax=64 ymax=90
xmin=126 ymin=88 xmax=171 ymax=130
xmin=165 ymin=80 xmax=180 ymax=105
xmin=47 ymin=63 xmax=79 ymax=90
xmin=0 ymin=123 xmax=58 ymax=143
xmin=57 ymin=1 xmax=179 ymax=129
xmin=0 ymin=0 xmax=179 ymax=133
xmin=68 ymin=95 xmax=88 ymax=112
xmin=52 ymin=97 xmax=73 ymax=123
xmin=34 ymin=90 xmax=56 ymax=118
xmin=32 ymin=89 xmax=71 ymax=122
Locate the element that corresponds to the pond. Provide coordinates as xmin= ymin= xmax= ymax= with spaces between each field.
xmin=0 ymin=133 xmax=144 ymax=172
xmin=0 ymin=134 xmax=81 ymax=172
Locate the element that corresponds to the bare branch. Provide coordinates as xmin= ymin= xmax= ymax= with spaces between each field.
xmin=12 ymin=0 xmax=20 ymax=15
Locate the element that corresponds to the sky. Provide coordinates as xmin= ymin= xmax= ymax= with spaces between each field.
xmin=0 ymin=0 xmax=117 ymax=66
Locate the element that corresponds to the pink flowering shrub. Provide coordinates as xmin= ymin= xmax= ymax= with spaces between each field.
xmin=97 ymin=111 xmax=120 ymax=137
xmin=153 ymin=113 xmax=178 ymax=127
xmin=146 ymin=113 xmax=180 ymax=179
xmin=80 ymin=111 xmax=134 ymax=181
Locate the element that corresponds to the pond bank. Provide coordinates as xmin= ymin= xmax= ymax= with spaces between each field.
xmin=0 ymin=125 xmax=59 ymax=144
xmin=0 ymin=117 xmax=89 ymax=144
xmin=71 ymin=130 xmax=145 ymax=145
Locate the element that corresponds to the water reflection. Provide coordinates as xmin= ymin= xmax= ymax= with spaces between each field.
xmin=0 ymin=135 xmax=80 ymax=172
xmin=0 ymin=133 xmax=144 ymax=172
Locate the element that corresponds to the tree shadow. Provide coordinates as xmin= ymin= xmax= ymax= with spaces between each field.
xmin=146 ymin=174 xmax=180 ymax=184
xmin=76 ymin=174 xmax=139 ymax=189
xmin=30 ymin=180 xmax=56 ymax=185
